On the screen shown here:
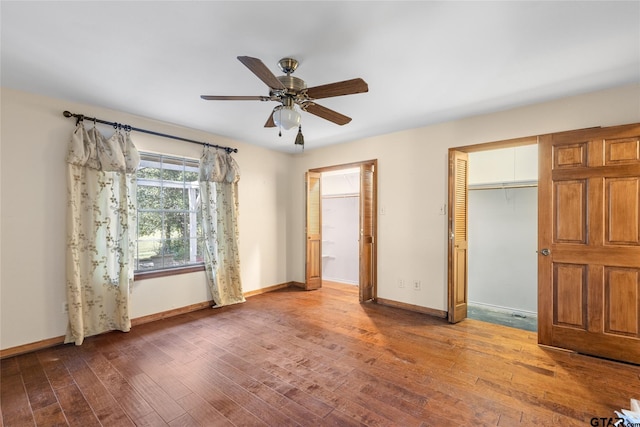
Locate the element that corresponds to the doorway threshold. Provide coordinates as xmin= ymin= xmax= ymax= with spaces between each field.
xmin=467 ymin=303 xmax=537 ymax=332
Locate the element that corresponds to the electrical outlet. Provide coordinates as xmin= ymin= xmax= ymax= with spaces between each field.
xmin=62 ymin=302 xmax=68 ymax=314
xmin=413 ymin=280 xmax=421 ymax=290
xmin=398 ymin=279 xmax=404 ymax=288
xmin=380 ymin=206 xmax=386 ymax=215
xmin=439 ymin=204 xmax=447 ymax=215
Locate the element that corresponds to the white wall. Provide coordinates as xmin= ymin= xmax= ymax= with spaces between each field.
xmin=468 ymin=187 xmax=538 ymax=312
xmin=469 ymin=144 xmax=538 ymax=185
xmin=287 ymin=84 xmax=640 ymax=312
xmin=2 ymin=83 xmax=639 ymax=351
xmin=0 ymin=88 xmax=292 ymax=350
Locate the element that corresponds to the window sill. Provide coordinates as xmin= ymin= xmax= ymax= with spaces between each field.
xmin=134 ymin=264 xmax=205 ymax=281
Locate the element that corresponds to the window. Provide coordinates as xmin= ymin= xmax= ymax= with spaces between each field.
xmin=135 ymin=152 xmax=203 ymax=274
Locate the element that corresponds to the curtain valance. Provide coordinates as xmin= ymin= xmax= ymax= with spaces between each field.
xmin=199 ymin=149 xmax=240 ymax=183
xmin=67 ymin=124 xmax=140 ymax=172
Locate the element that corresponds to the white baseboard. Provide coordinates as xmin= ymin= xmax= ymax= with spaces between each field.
xmin=323 ymin=276 xmax=358 ymax=285
xmin=468 ymin=300 xmax=537 ymax=317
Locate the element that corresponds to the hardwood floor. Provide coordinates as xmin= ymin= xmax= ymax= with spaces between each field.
xmin=1 ymin=282 xmax=638 ymax=426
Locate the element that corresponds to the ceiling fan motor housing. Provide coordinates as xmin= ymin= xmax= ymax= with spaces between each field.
xmin=277 ymin=75 xmax=306 ymax=93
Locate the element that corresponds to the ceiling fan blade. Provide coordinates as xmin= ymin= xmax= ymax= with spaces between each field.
xmin=305 ymin=78 xmax=368 ymax=100
xmin=264 ymin=110 xmax=276 ymax=128
xmin=200 ymin=95 xmax=269 ymax=101
xmin=237 ymin=56 xmax=286 ymax=90
xmin=304 ymin=103 xmax=352 ymax=125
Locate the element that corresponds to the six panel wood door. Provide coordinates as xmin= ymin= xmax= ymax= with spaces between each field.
xmin=305 ymin=171 xmax=322 ymax=290
xmin=359 ymin=163 xmax=376 ymax=302
xmin=538 ymin=124 xmax=640 ymax=364
xmin=448 ymin=150 xmax=469 ymax=323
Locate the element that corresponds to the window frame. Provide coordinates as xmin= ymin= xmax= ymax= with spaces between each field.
xmin=134 ymin=152 xmax=205 ymax=280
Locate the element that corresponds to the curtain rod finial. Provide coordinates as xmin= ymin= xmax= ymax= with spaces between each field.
xmin=63 ymin=111 xmax=72 ymax=118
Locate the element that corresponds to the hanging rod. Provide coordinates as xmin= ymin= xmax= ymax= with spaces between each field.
xmin=63 ymin=111 xmax=238 ymax=154
xmin=322 ymin=193 xmax=360 ymax=199
xmin=468 ymin=180 xmax=538 ymax=191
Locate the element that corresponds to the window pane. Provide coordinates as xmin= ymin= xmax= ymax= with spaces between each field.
xmin=164 ymin=212 xmax=187 ymax=239
xmin=163 ymin=187 xmax=188 ymax=210
xmin=171 ymin=239 xmax=190 ymax=265
xmin=184 ymin=170 xmax=199 ymax=183
xmin=138 ymin=211 xmax=162 ymax=240
xmin=196 ymin=238 xmax=205 ymax=262
xmin=137 ymin=238 xmax=161 ymax=270
xmin=186 ymin=187 xmax=199 ymax=211
xmin=138 ymin=184 xmax=161 ymax=210
xmin=196 ymin=209 xmax=203 ymax=238
xmin=162 ymin=169 xmax=184 ymax=182
xmin=162 ymin=157 xmax=185 ymax=182
xmin=138 ymin=156 xmax=163 ymax=180
xmin=151 ymin=246 xmax=175 ymax=269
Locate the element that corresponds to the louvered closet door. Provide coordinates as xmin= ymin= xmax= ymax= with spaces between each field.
xmin=305 ymin=171 xmax=322 ymax=290
xmin=448 ymin=150 xmax=469 ymax=323
xmin=538 ymin=124 xmax=640 ymax=364
xmin=359 ymin=163 xmax=376 ymax=302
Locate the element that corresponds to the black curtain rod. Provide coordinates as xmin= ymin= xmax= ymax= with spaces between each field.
xmin=63 ymin=110 xmax=238 ymax=154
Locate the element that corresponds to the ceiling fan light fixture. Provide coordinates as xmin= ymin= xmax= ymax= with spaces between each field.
xmin=273 ymin=105 xmax=301 ymax=130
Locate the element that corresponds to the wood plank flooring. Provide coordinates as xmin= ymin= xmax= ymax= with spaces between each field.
xmin=2 ymin=282 xmax=639 ymax=426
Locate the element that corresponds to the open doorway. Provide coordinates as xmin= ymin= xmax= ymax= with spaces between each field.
xmin=321 ymin=168 xmax=360 ymax=286
xmin=466 ymin=145 xmax=538 ymax=331
xmin=448 ymin=137 xmax=538 ymax=330
xmin=305 ymin=160 xmax=377 ymax=302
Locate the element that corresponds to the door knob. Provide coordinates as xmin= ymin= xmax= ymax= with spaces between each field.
xmin=539 ymin=248 xmax=550 ymax=256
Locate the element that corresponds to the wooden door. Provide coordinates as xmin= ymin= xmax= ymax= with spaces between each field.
xmin=538 ymin=124 xmax=640 ymax=364
xmin=448 ymin=150 xmax=469 ymax=323
xmin=305 ymin=171 xmax=322 ymax=290
xmin=359 ymin=163 xmax=376 ymax=302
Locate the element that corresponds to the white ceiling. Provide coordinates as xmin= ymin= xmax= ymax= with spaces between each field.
xmin=2 ymin=1 xmax=639 ymax=153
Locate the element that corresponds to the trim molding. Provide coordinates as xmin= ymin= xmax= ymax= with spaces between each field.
xmin=243 ymin=282 xmax=291 ymax=297
xmin=376 ymin=297 xmax=447 ymax=319
xmin=134 ymin=264 xmax=205 ymax=281
xmin=451 ymin=135 xmax=538 ymax=153
xmin=0 ymin=336 xmax=66 ymax=360
xmin=1 ymin=282 xmax=296 ymax=359
xmin=131 ymin=301 xmax=214 ymax=327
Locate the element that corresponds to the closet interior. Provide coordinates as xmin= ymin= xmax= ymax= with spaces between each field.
xmin=321 ymin=168 xmax=360 ymax=286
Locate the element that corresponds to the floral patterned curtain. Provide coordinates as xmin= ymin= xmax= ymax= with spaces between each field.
xmin=65 ymin=121 xmax=139 ymax=345
xmin=199 ymin=148 xmax=245 ymax=307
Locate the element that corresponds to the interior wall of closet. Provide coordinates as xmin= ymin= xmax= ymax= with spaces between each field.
xmin=468 ymin=145 xmax=538 ymax=315
xmin=321 ymin=168 xmax=360 ymax=285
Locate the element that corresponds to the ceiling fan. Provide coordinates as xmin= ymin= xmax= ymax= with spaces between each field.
xmin=200 ymin=56 xmax=369 ymax=138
